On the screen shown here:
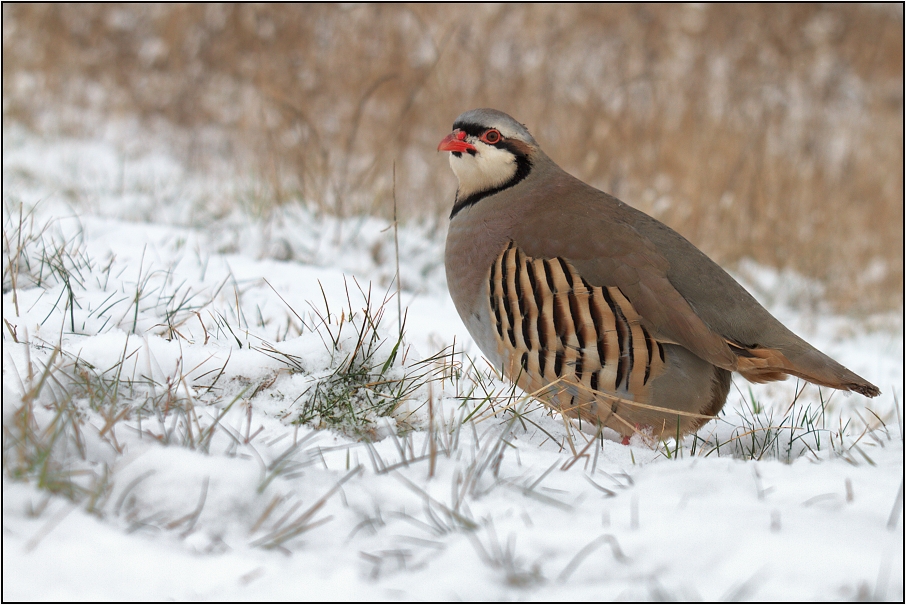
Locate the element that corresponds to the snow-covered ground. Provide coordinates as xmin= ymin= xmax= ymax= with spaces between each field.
xmin=3 ymin=126 xmax=903 ymax=601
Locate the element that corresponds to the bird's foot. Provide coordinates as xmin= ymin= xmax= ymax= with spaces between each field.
xmin=621 ymin=424 xmax=653 ymax=446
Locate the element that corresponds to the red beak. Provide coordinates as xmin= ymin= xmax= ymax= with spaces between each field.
xmin=437 ymin=130 xmax=476 ymax=153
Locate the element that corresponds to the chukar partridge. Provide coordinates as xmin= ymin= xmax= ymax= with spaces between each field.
xmin=439 ymin=108 xmax=880 ymax=442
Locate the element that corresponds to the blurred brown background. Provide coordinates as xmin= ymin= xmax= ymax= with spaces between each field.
xmin=3 ymin=3 xmax=903 ymax=312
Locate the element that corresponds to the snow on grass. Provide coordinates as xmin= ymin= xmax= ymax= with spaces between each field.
xmin=3 ymin=129 xmax=903 ymax=601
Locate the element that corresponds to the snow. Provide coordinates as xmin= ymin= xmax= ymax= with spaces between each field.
xmin=3 ymin=126 xmax=903 ymax=601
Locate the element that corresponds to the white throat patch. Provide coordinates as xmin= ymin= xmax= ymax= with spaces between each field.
xmin=449 ymin=143 xmax=518 ymax=200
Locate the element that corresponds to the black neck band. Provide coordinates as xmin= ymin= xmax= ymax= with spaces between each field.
xmin=449 ymin=152 xmax=532 ymax=219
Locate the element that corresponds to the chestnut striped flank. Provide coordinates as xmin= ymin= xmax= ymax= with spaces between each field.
xmin=487 ymin=242 xmax=667 ymax=427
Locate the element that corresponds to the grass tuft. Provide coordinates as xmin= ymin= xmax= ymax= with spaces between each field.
xmin=257 ymin=280 xmax=448 ymax=438
xmin=660 ymin=380 xmax=901 ymax=463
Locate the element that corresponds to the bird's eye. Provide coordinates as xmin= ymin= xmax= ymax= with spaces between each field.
xmin=481 ymin=129 xmax=501 ymax=144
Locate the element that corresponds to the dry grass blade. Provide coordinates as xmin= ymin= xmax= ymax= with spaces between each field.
xmin=393 ymin=472 xmax=479 ymax=532
xmin=467 ymin=524 xmax=544 ymax=587
xmin=250 ymin=465 xmax=363 ymax=550
xmin=557 ymin=533 xmax=629 ymax=582
xmin=888 ymin=480 xmax=904 ymax=531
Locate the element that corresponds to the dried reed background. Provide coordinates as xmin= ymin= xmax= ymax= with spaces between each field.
xmin=3 ymin=4 xmax=903 ymax=312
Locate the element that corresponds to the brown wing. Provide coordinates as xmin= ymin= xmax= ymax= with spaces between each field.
xmin=511 ymin=183 xmax=739 ymax=372
xmin=510 ymin=165 xmax=879 ymax=397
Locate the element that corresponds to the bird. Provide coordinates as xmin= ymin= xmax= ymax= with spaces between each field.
xmin=438 ymin=108 xmax=880 ymax=443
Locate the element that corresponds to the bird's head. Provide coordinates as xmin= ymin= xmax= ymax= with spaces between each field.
xmin=438 ymin=109 xmax=537 ymax=215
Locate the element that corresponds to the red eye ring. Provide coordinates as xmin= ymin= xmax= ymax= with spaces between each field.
xmin=481 ymin=129 xmax=502 ymax=144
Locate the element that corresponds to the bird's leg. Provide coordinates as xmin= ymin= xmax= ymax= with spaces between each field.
xmin=621 ymin=423 xmax=651 ymax=445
